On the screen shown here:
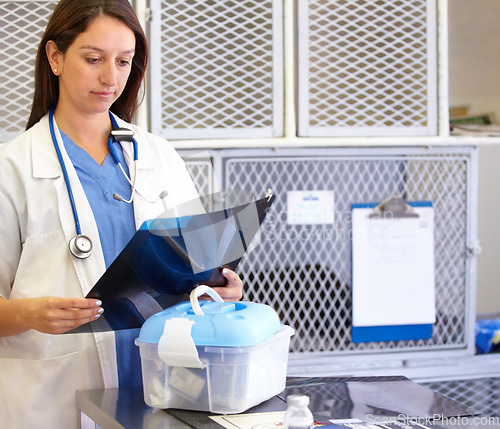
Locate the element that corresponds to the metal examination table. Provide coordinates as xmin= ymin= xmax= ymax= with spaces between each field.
xmin=76 ymin=376 xmax=500 ymax=429
xmin=76 ymin=386 xmax=287 ymax=429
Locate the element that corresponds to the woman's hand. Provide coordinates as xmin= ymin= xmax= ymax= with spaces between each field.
xmin=0 ymin=296 xmax=103 ymax=336
xmin=208 ymin=268 xmax=243 ymax=302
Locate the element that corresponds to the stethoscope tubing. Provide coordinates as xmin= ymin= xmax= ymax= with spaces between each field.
xmin=49 ymin=107 xmax=139 ymax=258
xmin=49 ymin=108 xmax=83 ymax=236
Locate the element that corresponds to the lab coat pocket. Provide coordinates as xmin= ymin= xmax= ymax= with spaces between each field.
xmin=0 ymin=350 xmax=98 ymax=429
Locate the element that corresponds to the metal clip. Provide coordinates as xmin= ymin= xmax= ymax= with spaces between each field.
xmin=265 ymin=188 xmax=273 ymax=202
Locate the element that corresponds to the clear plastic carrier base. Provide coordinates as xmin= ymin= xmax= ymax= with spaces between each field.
xmin=135 ymin=285 xmax=294 ymax=414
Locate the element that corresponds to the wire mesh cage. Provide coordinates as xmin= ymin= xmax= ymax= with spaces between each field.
xmin=297 ymin=0 xmax=438 ymax=137
xmin=1 ymin=0 xmax=283 ymax=142
xmin=0 ymin=0 xmax=57 ymax=142
xmin=149 ymin=0 xmax=283 ymax=140
xmin=183 ymin=154 xmax=215 ymax=212
xmin=1 ymin=0 xmax=439 ymax=142
xmin=221 ymin=147 xmax=476 ymax=359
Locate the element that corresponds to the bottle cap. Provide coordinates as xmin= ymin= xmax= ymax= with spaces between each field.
xmin=286 ymin=394 xmax=310 ymax=407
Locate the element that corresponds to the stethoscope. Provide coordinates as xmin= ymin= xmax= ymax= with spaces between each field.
xmin=49 ymin=107 xmax=166 ymax=259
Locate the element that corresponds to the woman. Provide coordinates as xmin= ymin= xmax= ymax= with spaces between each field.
xmin=0 ymin=1 xmax=242 ymax=428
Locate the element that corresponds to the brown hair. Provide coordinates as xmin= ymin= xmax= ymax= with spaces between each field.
xmin=26 ymin=0 xmax=148 ymax=129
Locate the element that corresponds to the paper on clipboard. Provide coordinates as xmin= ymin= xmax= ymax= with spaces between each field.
xmin=351 ymin=201 xmax=435 ymax=342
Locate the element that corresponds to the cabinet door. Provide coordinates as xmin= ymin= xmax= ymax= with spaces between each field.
xmin=149 ymin=0 xmax=284 ymax=140
xmin=297 ymin=0 xmax=438 ymax=137
xmin=223 ymin=147 xmax=473 ymax=356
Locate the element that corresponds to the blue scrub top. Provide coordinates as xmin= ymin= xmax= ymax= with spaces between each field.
xmin=61 ymin=131 xmax=136 ymax=268
xmin=62 ymin=131 xmax=142 ymax=388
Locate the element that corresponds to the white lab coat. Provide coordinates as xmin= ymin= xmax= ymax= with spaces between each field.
xmin=0 ymin=113 xmax=200 ymax=429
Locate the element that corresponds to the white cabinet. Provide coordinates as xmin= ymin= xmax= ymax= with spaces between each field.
xmin=296 ymin=0 xmax=438 ymax=137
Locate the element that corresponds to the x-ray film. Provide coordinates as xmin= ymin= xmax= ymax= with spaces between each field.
xmin=70 ymin=190 xmax=275 ymax=332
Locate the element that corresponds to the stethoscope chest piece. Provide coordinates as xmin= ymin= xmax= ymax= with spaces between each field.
xmin=69 ymin=235 xmax=93 ymax=259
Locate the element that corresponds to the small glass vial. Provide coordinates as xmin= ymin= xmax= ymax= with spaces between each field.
xmin=284 ymin=394 xmax=314 ymax=429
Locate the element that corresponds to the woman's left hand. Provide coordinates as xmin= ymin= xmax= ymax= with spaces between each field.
xmin=209 ymin=268 xmax=243 ymax=302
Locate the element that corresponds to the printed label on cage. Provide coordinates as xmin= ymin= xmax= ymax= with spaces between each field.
xmin=287 ymin=190 xmax=334 ymax=225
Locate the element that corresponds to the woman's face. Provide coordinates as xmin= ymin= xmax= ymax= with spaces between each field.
xmin=51 ymin=15 xmax=136 ymax=117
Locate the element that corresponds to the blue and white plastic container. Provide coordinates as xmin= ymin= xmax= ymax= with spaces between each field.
xmin=135 ymin=285 xmax=294 ymax=414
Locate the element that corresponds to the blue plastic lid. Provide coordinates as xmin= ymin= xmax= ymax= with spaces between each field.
xmin=137 ymin=300 xmax=281 ymax=347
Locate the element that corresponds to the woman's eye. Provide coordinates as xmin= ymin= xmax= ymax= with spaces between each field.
xmin=86 ymin=57 xmax=100 ymax=64
xmin=118 ymin=59 xmax=131 ymax=67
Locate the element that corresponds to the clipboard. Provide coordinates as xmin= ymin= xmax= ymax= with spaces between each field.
xmin=351 ymin=196 xmax=435 ymax=343
xmin=71 ymin=191 xmax=275 ymax=333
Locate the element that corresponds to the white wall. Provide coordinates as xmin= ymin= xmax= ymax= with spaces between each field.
xmin=449 ymin=0 xmax=500 ymax=315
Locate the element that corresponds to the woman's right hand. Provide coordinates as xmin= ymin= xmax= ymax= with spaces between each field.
xmin=0 ymin=296 xmax=103 ymax=336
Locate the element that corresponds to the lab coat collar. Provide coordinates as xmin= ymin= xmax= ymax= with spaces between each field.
xmin=31 ymin=114 xmax=64 ymax=179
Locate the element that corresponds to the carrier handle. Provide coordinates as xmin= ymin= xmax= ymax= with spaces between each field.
xmin=189 ymin=285 xmax=224 ymax=316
